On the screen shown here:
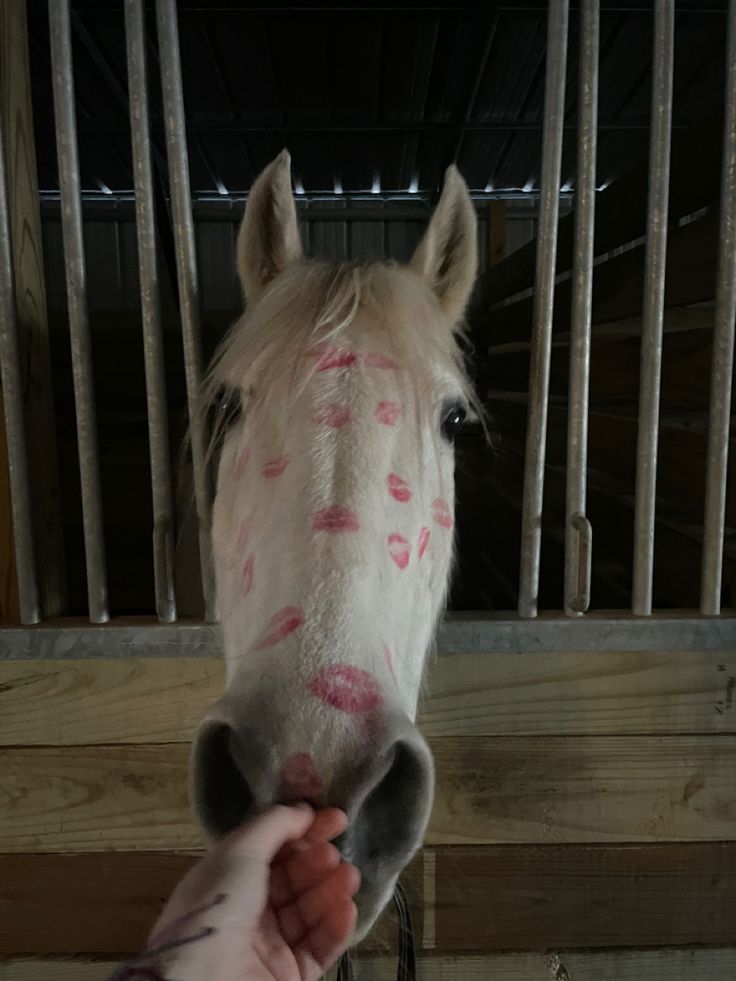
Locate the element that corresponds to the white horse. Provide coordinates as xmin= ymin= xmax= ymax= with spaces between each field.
xmin=191 ymin=150 xmax=477 ymax=941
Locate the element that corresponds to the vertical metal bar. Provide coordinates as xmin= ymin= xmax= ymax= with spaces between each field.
xmin=564 ymin=0 xmax=599 ymax=617
xmin=631 ymin=0 xmax=675 ymax=616
xmin=48 ymin=0 xmax=108 ymax=624
xmin=0 ymin=104 xmax=40 ymax=624
xmin=124 ymin=0 xmax=177 ymax=623
xmin=518 ymin=0 xmax=569 ymax=619
xmin=701 ymin=0 xmax=736 ymax=616
xmin=154 ymin=0 xmax=214 ymax=621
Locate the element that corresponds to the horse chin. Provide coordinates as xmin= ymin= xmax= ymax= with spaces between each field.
xmin=351 ymin=873 xmax=400 ymax=945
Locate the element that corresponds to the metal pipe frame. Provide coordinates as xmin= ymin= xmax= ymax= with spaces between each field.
xmin=3 ymin=615 xmax=736 ymax=660
xmin=48 ymin=0 xmax=109 ymax=624
xmin=518 ymin=0 xmax=569 ymax=619
xmin=701 ymin=0 xmax=736 ymax=616
xmin=631 ymin=0 xmax=675 ymax=616
xmin=0 ymin=106 xmax=40 ymax=625
xmin=154 ymin=0 xmax=214 ymax=620
xmin=124 ymin=0 xmax=177 ymax=623
xmin=564 ymin=0 xmax=600 ymax=617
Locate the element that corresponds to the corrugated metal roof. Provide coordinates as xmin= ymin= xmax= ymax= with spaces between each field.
xmin=28 ymin=1 xmax=729 ymax=198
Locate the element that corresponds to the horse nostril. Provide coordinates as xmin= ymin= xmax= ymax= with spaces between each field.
xmin=346 ymin=730 xmax=435 ymax=886
xmin=191 ymin=721 xmax=255 ymax=839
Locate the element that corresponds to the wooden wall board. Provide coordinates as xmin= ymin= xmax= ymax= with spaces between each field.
xmin=1 ymin=650 xmax=735 ymax=746
xmin=474 ymin=113 xmax=725 ymax=309
xmin=5 ymin=949 xmax=736 ymax=981
xmin=2 ymin=735 xmax=736 ymax=852
xmin=486 ymin=210 xmax=719 ymax=344
xmin=3 ymin=844 xmax=735 ymax=955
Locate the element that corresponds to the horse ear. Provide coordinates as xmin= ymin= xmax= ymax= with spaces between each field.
xmin=237 ymin=149 xmax=303 ymax=304
xmin=410 ymin=165 xmax=477 ymax=325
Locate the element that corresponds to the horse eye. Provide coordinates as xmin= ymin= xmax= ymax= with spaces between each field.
xmin=213 ymin=387 xmax=242 ymax=429
xmin=441 ymin=402 xmax=467 ymax=442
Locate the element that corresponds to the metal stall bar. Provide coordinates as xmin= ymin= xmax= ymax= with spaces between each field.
xmin=564 ymin=0 xmax=599 ymax=617
xmin=154 ymin=0 xmax=214 ymax=620
xmin=124 ymin=0 xmax=177 ymax=622
xmin=701 ymin=0 xmax=736 ymax=616
xmin=631 ymin=0 xmax=675 ymax=616
xmin=0 ymin=106 xmax=40 ymax=624
xmin=518 ymin=0 xmax=569 ymax=618
xmin=48 ymin=0 xmax=108 ymax=623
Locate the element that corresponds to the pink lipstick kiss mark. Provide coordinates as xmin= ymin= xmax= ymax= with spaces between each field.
xmin=388 ymin=473 xmax=412 ymax=503
xmin=364 ymin=352 xmax=400 ymax=370
xmin=375 ymin=401 xmax=401 ymax=426
xmin=278 ymin=753 xmax=324 ymax=802
xmin=418 ymin=526 xmax=430 ymax=559
xmin=384 ymin=644 xmax=396 ymax=680
xmin=310 ymin=344 xmax=357 ymax=371
xmin=255 ymin=606 xmax=304 ymax=650
xmin=388 ymin=533 xmax=410 ymax=570
xmin=237 ymin=516 xmax=253 ymax=552
xmin=307 ymin=665 xmax=383 ymax=714
xmin=432 ymin=497 xmax=453 ymax=529
xmin=262 ymin=455 xmax=290 ymax=479
xmin=313 ymin=505 xmax=360 ymax=533
xmin=234 ymin=447 xmax=251 ymax=479
xmin=242 ymin=555 xmax=254 ymax=597
xmin=314 ymin=403 xmax=351 ymax=428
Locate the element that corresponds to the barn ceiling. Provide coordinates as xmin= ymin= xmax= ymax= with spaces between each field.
xmin=28 ymin=1 xmax=730 ymax=200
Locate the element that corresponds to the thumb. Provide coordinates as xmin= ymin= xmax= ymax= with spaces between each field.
xmin=220 ymin=803 xmax=315 ymax=864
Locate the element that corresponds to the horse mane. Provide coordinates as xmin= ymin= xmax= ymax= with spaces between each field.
xmin=201 ymin=259 xmax=476 ymax=451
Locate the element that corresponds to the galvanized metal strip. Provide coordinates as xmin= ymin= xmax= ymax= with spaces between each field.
xmin=48 ymin=0 xmax=108 ymax=624
xmin=124 ymin=0 xmax=177 ymax=623
xmin=2 ymin=615 xmax=736 ymax=659
xmin=518 ymin=0 xmax=569 ymax=618
xmin=564 ymin=0 xmax=599 ymax=617
xmin=632 ymin=0 xmax=675 ymax=616
xmin=701 ymin=0 xmax=736 ymax=617
xmin=0 ymin=102 xmax=40 ymax=625
xmin=154 ymin=0 xmax=214 ymax=620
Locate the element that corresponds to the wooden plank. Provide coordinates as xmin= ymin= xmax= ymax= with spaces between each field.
xmin=480 ymin=439 xmax=736 ymax=611
xmin=2 ymin=736 xmax=736 ymax=851
xmin=5 ymin=949 xmax=736 ymax=981
xmin=486 ymin=307 xmax=715 ymax=354
xmin=486 ymin=397 xmax=736 ymax=527
xmin=0 ymin=851 xmax=417 ymax=956
xmin=490 ymin=324 xmax=718 ymax=414
xmin=2 ymin=650 xmax=735 ymax=747
xmin=474 ymin=111 xmax=725 ymax=308
xmin=2 ymin=844 xmax=735 ymax=954
xmin=434 ymin=843 xmax=736 ymax=951
xmin=0 ymin=0 xmax=64 ymax=616
xmin=488 ymin=208 xmax=719 ymax=343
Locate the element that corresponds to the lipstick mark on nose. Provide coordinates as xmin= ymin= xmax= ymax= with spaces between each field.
xmin=388 ymin=473 xmax=412 ymax=503
xmin=432 ymin=497 xmax=453 ymax=529
xmin=254 ymin=606 xmax=304 ymax=649
xmin=262 ymin=455 xmax=290 ymax=479
xmin=313 ymin=506 xmax=360 ymax=532
xmin=278 ymin=753 xmax=324 ymax=802
xmin=307 ymin=665 xmax=383 ymax=714
xmin=388 ymin=533 xmax=410 ymax=570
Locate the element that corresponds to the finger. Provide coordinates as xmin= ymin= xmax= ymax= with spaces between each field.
xmin=221 ymin=804 xmax=315 ymax=864
xmin=301 ymin=807 xmax=348 ymax=846
xmin=276 ymin=862 xmax=361 ymax=945
xmin=273 ymin=808 xmax=348 ymax=864
xmin=294 ymin=901 xmax=358 ymax=980
xmin=269 ymin=840 xmax=341 ymax=908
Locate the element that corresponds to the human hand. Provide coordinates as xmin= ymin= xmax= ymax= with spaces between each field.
xmin=145 ymin=804 xmax=359 ymax=981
